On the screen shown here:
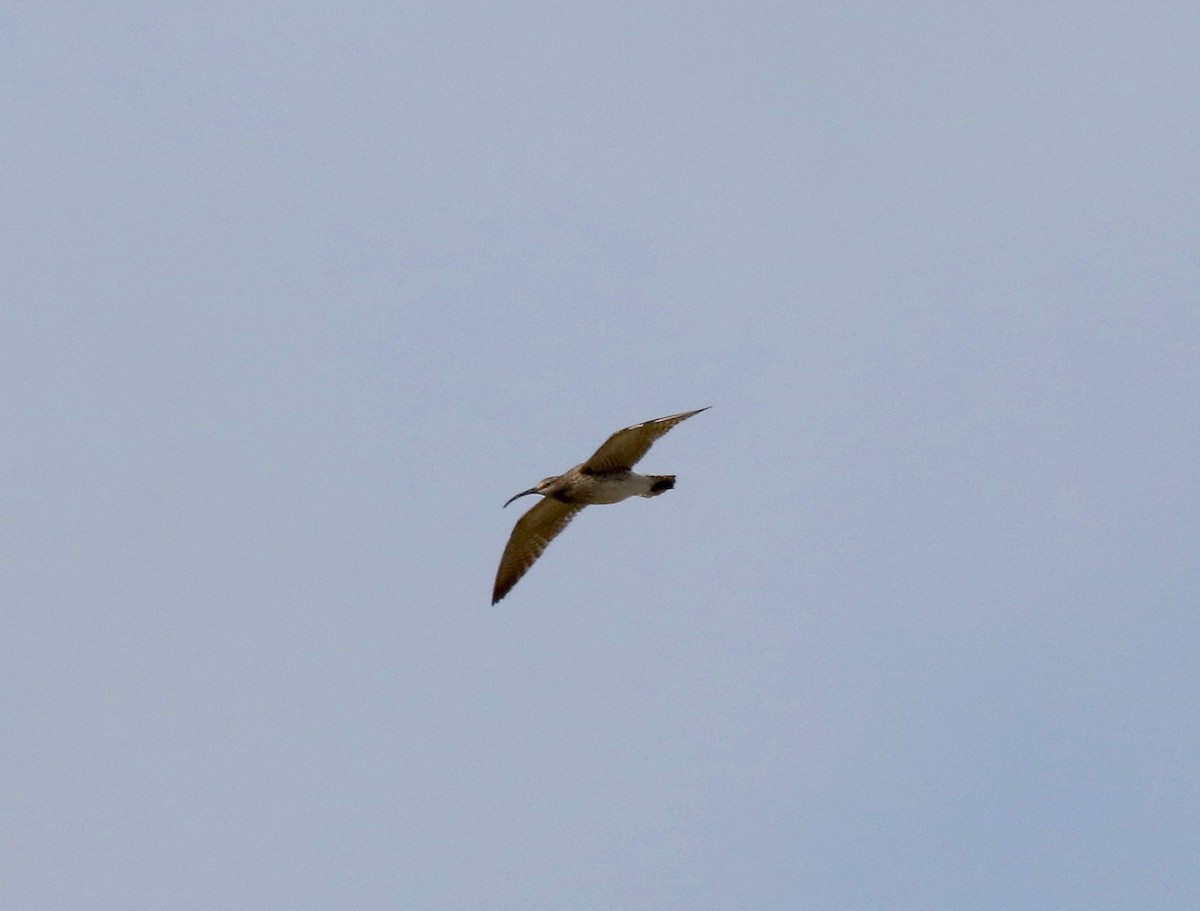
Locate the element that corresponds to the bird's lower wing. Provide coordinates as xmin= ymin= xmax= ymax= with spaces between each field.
xmin=582 ymin=407 xmax=710 ymax=473
xmin=492 ymin=499 xmax=585 ymax=604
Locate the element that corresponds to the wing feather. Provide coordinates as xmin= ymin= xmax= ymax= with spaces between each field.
xmin=492 ymin=499 xmax=585 ymax=604
xmin=582 ymin=407 xmax=710 ymax=473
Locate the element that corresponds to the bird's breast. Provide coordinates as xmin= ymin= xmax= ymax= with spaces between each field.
xmin=559 ymin=470 xmax=652 ymax=504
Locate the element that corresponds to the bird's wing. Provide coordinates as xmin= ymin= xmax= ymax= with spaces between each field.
xmin=492 ymin=498 xmax=586 ymax=604
xmin=582 ymin=407 xmax=710 ymax=473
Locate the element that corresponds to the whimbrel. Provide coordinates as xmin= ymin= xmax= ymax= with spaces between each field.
xmin=492 ymin=407 xmax=709 ymax=604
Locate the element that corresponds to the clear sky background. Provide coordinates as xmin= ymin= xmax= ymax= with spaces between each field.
xmin=4 ymin=3 xmax=1198 ymax=909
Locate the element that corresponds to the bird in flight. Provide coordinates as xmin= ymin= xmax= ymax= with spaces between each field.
xmin=492 ymin=407 xmax=709 ymax=604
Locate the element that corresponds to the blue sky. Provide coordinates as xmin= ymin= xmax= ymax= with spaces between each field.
xmin=4 ymin=3 xmax=1198 ymax=908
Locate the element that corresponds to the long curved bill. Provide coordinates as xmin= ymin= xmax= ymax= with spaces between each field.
xmin=503 ymin=488 xmax=539 ymax=508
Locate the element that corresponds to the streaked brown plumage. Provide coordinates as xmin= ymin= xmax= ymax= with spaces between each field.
xmin=492 ymin=407 xmax=709 ymax=604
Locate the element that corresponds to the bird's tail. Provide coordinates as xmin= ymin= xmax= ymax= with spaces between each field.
xmin=643 ymin=475 xmax=676 ymax=496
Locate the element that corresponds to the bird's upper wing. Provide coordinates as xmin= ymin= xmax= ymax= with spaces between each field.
xmin=582 ymin=407 xmax=710 ymax=473
xmin=492 ymin=498 xmax=585 ymax=604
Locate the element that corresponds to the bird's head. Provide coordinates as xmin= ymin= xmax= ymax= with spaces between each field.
xmin=503 ymin=476 xmax=558 ymax=508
